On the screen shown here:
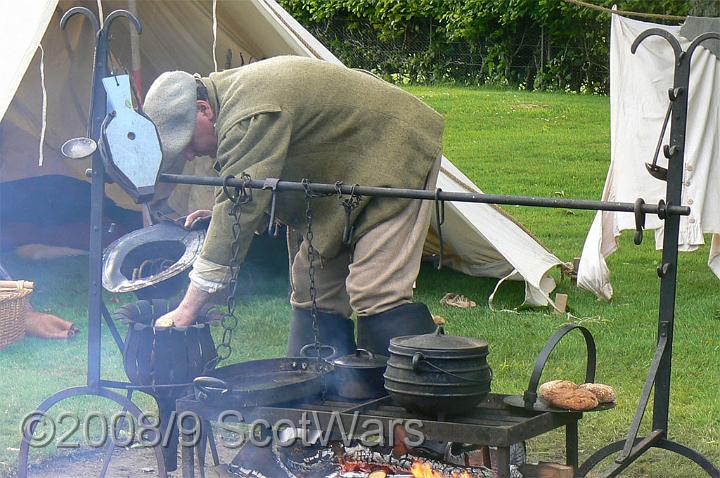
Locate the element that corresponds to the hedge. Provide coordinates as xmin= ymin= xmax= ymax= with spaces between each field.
xmin=278 ymin=0 xmax=692 ymax=92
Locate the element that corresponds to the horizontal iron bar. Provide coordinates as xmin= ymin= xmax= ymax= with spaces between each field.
xmin=99 ymin=379 xmax=193 ymax=390
xmin=160 ymin=174 xmax=690 ymax=216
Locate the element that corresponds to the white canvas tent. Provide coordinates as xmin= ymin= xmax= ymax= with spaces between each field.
xmin=578 ymin=14 xmax=720 ymax=299
xmin=0 ymin=0 xmax=564 ymax=306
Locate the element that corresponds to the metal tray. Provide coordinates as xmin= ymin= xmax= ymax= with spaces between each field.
xmin=503 ymin=394 xmax=615 ymax=413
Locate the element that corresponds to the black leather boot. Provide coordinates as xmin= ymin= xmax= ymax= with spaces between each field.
xmin=357 ymin=302 xmax=437 ymax=355
xmin=287 ymin=308 xmax=356 ymax=358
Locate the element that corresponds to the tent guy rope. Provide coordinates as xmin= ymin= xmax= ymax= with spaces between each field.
xmin=37 ymin=44 xmax=47 ymax=167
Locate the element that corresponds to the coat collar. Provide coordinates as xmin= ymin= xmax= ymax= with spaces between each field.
xmin=198 ymin=76 xmax=220 ymax=120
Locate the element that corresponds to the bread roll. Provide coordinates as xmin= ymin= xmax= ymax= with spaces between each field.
xmin=538 ymin=380 xmax=601 ymax=411
xmin=538 ymin=380 xmax=578 ymax=399
xmin=548 ymin=387 xmax=599 ymax=410
xmin=579 ymin=383 xmax=616 ymax=403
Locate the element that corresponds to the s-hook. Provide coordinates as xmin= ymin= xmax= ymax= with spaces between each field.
xmin=633 ymin=198 xmax=646 ymax=245
xmin=336 ymin=181 xmax=361 ymax=245
xmin=263 ymin=178 xmax=281 ymax=236
xmin=435 ymin=188 xmax=445 ymax=270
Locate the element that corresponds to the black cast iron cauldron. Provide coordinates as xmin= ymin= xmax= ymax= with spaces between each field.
xmin=384 ymin=326 xmax=492 ymax=416
xmin=299 ymin=345 xmax=389 ymax=400
xmin=332 ymin=348 xmax=388 ymax=400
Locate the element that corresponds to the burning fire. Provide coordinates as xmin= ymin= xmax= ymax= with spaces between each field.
xmin=410 ymin=460 xmax=473 ymax=478
xmin=411 ymin=461 xmax=441 ymax=478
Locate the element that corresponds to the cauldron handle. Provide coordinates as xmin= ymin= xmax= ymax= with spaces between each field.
xmin=194 ymin=377 xmax=230 ymax=401
xmin=522 ymin=324 xmax=596 ymax=409
xmin=412 ymin=352 xmax=492 ymax=383
xmin=299 ymin=344 xmax=337 ymax=361
xmin=411 ymin=352 xmax=425 ymax=372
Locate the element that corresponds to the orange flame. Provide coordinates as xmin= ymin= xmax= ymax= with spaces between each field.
xmin=410 ymin=460 xmax=442 ymax=478
xmin=449 ymin=471 xmax=474 ymax=478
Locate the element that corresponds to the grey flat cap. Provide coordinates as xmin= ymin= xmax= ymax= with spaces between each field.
xmin=143 ymin=71 xmax=197 ymax=166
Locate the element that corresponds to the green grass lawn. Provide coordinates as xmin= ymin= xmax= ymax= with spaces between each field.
xmin=1 ymin=86 xmax=718 ymax=477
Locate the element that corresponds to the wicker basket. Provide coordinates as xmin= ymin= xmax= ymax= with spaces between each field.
xmin=0 ymin=280 xmax=33 ymax=349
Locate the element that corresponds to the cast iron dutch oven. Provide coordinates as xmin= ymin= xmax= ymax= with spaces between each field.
xmin=384 ymin=326 xmax=492 ymax=416
xmin=331 ymin=348 xmax=388 ymax=400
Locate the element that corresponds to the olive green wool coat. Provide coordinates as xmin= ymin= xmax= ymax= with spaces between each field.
xmin=198 ymin=56 xmax=444 ymax=272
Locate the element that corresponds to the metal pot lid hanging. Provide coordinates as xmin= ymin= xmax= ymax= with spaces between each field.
xmin=389 ymin=326 xmax=488 ymax=358
xmin=102 ymin=221 xmax=205 ymax=293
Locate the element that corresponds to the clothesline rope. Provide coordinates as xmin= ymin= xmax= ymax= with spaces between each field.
xmin=562 ymin=0 xmax=686 ymax=22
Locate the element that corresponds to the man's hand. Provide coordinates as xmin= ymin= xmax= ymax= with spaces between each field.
xmin=184 ymin=209 xmax=212 ymax=229
xmin=155 ymin=283 xmax=212 ymax=327
xmin=155 ymin=307 xmax=195 ymax=328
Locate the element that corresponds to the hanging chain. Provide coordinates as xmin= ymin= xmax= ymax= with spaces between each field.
xmin=212 ymin=174 xmax=253 ymax=365
xmin=302 ymin=179 xmax=321 ymax=355
xmin=302 ymin=179 xmax=331 ymax=401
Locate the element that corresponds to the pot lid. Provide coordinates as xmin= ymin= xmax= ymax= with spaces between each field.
xmin=333 ymin=349 xmax=388 ymax=368
xmin=390 ymin=326 xmax=488 ymax=353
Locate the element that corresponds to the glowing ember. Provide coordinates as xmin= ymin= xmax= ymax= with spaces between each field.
xmin=295 ymin=443 xmax=494 ymax=477
xmin=410 ymin=460 xmax=442 ymax=478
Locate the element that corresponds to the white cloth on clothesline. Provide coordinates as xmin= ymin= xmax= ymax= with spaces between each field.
xmin=578 ymin=14 xmax=720 ymax=299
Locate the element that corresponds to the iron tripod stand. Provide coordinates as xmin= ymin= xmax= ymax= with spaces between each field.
xmin=574 ymin=28 xmax=720 ymax=478
xmin=17 ymin=7 xmax=173 ymax=478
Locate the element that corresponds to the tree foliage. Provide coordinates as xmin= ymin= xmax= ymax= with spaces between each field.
xmin=279 ymin=0 xmax=692 ymax=92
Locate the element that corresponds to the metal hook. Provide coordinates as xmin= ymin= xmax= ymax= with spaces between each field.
xmin=631 ymin=28 xmax=683 ymax=63
xmin=668 ymin=87 xmax=682 ymax=102
xmin=340 ymin=184 xmax=361 ymax=245
xmin=634 ymin=198 xmax=646 ymax=245
xmin=301 ymin=178 xmax=313 ymax=198
xmin=435 ymin=188 xmax=445 ymax=270
xmin=663 ymin=144 xmax=680 ymax=159
xmin=686 ymin=32 xmax=720 ymax=64
xmin=238 ymin=173 xmax=253 ymax=204
xmin=656 ymin=199 xmax=667 ymax=220
xmin=103 ymin=10 xmax=143 ymax=35
xmin=222 ymin=175 xmax=239 ymax=202
xmin=60 ymin=6 xmax=100 ymax=32
xmin=262 ymin=178 xmax=281 ymax=237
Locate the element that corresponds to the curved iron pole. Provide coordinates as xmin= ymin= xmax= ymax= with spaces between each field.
xmin=104 ymin=9 xmax=143 ymax=35
xmin=686 ymin=32 xmax=720 ymax=61
xmin=60 ymin=6 xmax=100 ymax=32
xmin=577 ymin=437 xmax=719 ymax=477
xmin=631 ymin=28 xmax=682 ymax=60
xmin=19 ymin=9 xmax=167 ymax=478
xmin=17 ymin=386 xmax=167 ymax=478
xmin=578 ymin=27 xmax=720 ymax=478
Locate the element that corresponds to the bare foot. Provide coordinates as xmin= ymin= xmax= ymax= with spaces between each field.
xmin=25 ymin=308 xmax=80 ymax=339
